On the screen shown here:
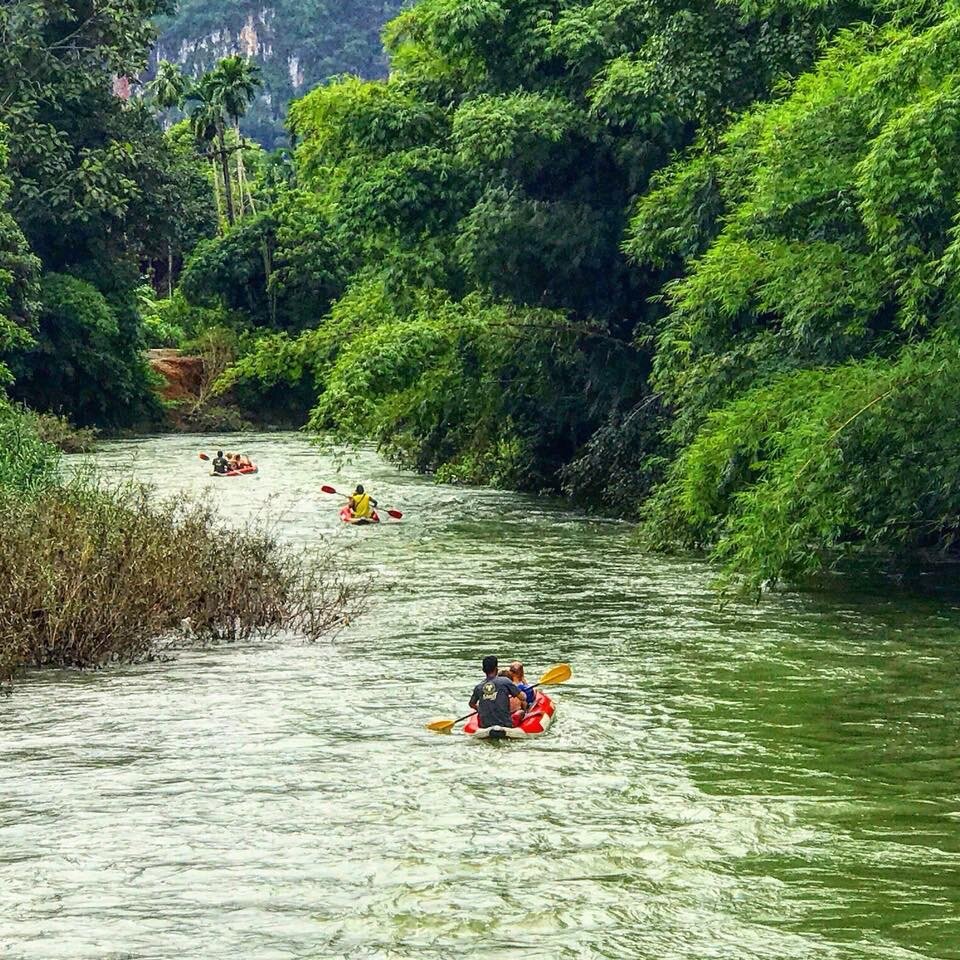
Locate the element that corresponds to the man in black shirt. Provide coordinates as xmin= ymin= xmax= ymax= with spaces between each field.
xmin=469 ymin=655 xmax=522 ymax=728
xmin=212 ymin=450 xmax=229 ymax=475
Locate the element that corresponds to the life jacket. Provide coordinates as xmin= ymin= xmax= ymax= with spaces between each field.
xmin=351 ymin=493 xmax=372 ymax=518
xmin=517 ymin=681 xmax=535 ymax=706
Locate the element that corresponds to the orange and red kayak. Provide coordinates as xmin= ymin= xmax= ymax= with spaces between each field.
xmin=339 ymin=505 xmax=380 ymax=525
xmin=212 ymin=464 xmax=258 ymax=477
xmin=462 ymin=691 xmax=556 ymax=740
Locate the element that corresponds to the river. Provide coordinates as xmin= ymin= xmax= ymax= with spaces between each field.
xmin=2 ymin=432 xmax=959 ymax=959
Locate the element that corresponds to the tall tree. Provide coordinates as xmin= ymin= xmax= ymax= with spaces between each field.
xmin=211 ymin=56 xmax=262 ymax=128
xmin=0 ymin=0 xmax=215 ymax=426
xmin=211 ymin=56 xmax=262 ymax=216
xmin=186 ymin=58 xmax=261 ymax=226
xmin=0 ymin=0 xmax=177 ymax=267
xmin=188 ymin=73 xmax=237 ymax=226
xmin=147 ymin=59 xmax=190 ymax=111
xmin=0 ymin=129 xmax=39 ymax=383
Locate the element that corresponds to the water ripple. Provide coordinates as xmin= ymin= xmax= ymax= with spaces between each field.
xmin=1 ymin=434 xmax=959 ymax=958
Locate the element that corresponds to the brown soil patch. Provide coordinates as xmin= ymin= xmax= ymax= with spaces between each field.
xmin=147 ymin=350 xmax=204 ymax=404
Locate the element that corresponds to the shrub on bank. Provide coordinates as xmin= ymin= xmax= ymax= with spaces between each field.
xmin=0 ymin=401 xmax=59 ymax=493
xmin=26 ymin=409 xmax=98 ymax=453
xmin=8 ymin=273 xmax=161 ymax=428
xmin=0 ymin=482 xmax=354 ymax=681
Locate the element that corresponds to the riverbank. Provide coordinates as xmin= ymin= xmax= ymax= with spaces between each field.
xmin=146 ymin=348 xmax=250 ymax=432
xmin=0 ymin=408 xmax=356 ymax=682
xmin=137 ymin=391 xmax=960 ymax=598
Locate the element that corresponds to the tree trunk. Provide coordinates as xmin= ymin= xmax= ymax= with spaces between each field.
xmin=167 ymin=244 xmax=174 ymax=298
xmin=217 ymin=124 xmax=236 ymax=226
xmin=236 ymin=154 xmax=245 ymax=217
xmin=262 ymin=237 xmax=275 ymax=325
xmin=211 ymin=157 xmax=225 ymax=232
xmin=235 ymin=121 xmax=255 ymax=216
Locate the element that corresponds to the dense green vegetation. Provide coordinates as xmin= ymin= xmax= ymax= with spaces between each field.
xmin=637 ymin=9 xmax=960 ymax=589
xmin=6 ymin=0 xmax=960 ymax=591
xmin=0 ymin=0 xmax=218 ymax=426
xmin=0 ymin=4 xmax=355 ymax=682
xmin=184 ymin=0 xmax=960 ymax=589
xmin=0 ymin=3 xmax=277 ymax=427
xmin=209 ymin=0 xmax=865 ymax=481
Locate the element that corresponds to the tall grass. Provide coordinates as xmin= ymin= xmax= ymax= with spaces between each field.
xmin=0 ymin=401 xmax=59 ymax=493
xmin=0 ymin=484 xmax=355 ymax=680
xmin=0 ymin=402 xmax=356 ymax=681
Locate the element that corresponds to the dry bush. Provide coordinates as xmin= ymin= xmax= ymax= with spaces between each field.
xmin=0 ymin=483 xmax=356 ymax=680
xmin=26 ymin=409 xmax=98 ymax=453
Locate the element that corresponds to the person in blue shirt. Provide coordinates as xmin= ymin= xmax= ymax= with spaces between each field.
xmin=508 ymin=660 xmax=536 ymax=707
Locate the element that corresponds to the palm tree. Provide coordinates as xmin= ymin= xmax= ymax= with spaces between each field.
xmin=186 ymin=73 xmax=236 ymax=226
xmin=146 ymin=61 xmax=194 ymax=290
xmin=186 ymin=57 xmax=262 ymax=227
xmin=210 ymin=56 xmax=261 ymax=128
xmin=208 ymin=56 xmax=261 ymax=216
xmin=147 ymin=60 xmax=190 ymax=111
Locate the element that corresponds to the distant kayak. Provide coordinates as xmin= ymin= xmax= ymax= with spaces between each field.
xmin=339 ymin=505 xmax=380 ymax=525
xmin=463 ymin=691 xmax=556 ymax=740
xmin=212 ymin=464 xmax=258 ymax=477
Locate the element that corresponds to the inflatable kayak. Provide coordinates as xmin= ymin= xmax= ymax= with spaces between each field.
xmin=212 ymin=464 xmax=258 ymax=477
xmin=463 ymin=691 xmax=556 ymax=740
xmin=339 ymin=505 xmax=380 ymax=525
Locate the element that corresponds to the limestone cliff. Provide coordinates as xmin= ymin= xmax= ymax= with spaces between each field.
xmin=153 ymin=0 xmax=402 ymax=147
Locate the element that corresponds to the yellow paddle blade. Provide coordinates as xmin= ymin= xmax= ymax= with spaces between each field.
xmin=538 ymin=663 xmax=572 ymax=686
xmin=425 ymin=718 xmax=456 ymax=733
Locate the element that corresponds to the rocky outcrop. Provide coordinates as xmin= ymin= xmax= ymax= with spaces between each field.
xmin=151 ymin=0 xmax=403 ymax=147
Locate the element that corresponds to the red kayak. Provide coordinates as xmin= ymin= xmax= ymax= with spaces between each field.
xmin=463 ymin=691 xmax=556 ymax=740
xmin=339 ymin=505 xmax=380 ymax=525
xmin=212 ymin=464 xmax=258 ymax=477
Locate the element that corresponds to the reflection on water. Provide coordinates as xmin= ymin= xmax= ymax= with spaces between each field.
xmin=1 ymin=433 xmax=959 ymax=959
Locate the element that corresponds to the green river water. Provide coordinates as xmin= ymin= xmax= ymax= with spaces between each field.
xmin=2 ymin=432 xmax=960 ymax=959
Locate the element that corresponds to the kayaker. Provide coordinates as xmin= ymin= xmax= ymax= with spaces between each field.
xmin=499 ymin=670 xmax=527 ymax=716
xmin=508 ymin=661 xmax=536 ymax=707
xmin=212 ymin=450 xmax=229 ymax=475
xmin=469 ymin=655 xmax=523 ymax=729
xmin=347 ymin=484 xmax=377 ymax=520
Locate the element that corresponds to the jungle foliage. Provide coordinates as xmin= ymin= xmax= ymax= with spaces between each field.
xmin=196 ymin=0 xmax=960 ymax=590
xmin=206 ymin=0 xmax=874 ymax=488
xmin=0 ymin=0 xmax=221 ymax=426
xmin=635 ymin=7 xmax=960 ymax=589
xmin=8 ymin=0 xmax=960 ymax=590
